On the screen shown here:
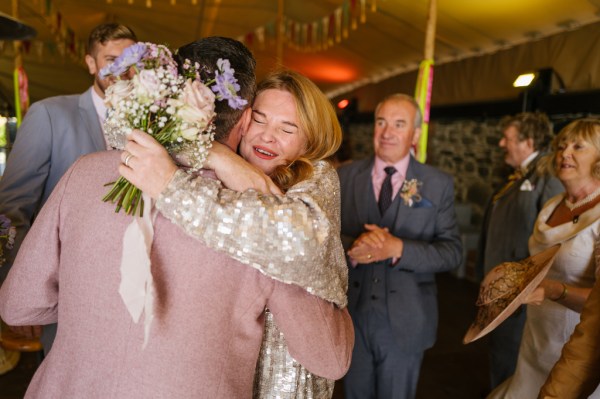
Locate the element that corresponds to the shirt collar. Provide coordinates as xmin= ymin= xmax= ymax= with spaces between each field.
xmin=373 ymin=153 xmax=410 ymax=179
xmin=91 ymin=86 xmax=107 ymax=123
xmin=521 ymin=151 xmax=539 ymax=171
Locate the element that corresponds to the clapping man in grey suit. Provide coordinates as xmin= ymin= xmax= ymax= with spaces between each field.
xmin=478 ymin=112 xmax=563 ymax=391
xmin=338 ymin=93 xmax=462 ymax=399
xmin=0 ymin=23 xmax=137 ymax=354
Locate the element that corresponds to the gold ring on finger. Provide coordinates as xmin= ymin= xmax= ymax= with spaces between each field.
xmin=124 ymin=153 xmax=133 ymax=167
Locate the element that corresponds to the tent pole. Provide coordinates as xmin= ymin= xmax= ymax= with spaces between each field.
xmin=12 ymin=0 xmax=23 ymax=126
xmin=414 ymin=0 xmax=437 ymax=163
xmin=276 ymin=0 xmax=284 ymax=67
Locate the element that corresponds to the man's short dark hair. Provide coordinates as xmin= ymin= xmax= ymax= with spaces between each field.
xmin=175 ymin=37 xmax=256 ymax=141
xmin=501 ymin=112 xmax=552 ymax=151
xmin=87 ymin=23 xmax=137 ymax=56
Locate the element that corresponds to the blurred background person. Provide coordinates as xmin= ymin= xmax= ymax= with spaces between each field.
xmin=0 ymin=22 xmax=136 ymax=362
xmin=338 ymin=93 xmax=462 ymax=399
xmin=477 ymin=112 xmax=563 ymax=391
xmin=488 ymin=118 xmax=600 ymax=398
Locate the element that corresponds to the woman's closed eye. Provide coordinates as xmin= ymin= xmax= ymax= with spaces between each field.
xmin=251 ymin=110 xmax=267 ymax=125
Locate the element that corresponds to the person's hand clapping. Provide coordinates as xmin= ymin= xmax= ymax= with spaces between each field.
xmin=348 ymin=224 xmax=403 ymax=264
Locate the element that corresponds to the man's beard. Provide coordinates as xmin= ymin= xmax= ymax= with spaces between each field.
xmin=95 ymin=75 xmax=110 ymax=96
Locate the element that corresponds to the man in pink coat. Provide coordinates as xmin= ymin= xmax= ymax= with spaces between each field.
xmin=0 ymin=37 xmax=353 ymax=398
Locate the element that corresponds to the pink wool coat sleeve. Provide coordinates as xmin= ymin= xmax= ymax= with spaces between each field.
xmin=0 ymin=151 xmax=353 ymax=398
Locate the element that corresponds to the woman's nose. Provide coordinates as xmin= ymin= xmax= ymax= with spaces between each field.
xmin=561 ymin=147 xmax=573 ymax=158
xmin=259 ymin=126 xmax=276 ymax=142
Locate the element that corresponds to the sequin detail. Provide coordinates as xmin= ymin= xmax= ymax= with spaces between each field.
xmin=156 ymin=160 xmax=348 ymax=307
xmin=253 ymin=310 xmax=335 ymax=399
xmin=156 ymin=160 xmax=348 ymax=397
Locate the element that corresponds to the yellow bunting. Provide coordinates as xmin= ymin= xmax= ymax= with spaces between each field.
xmin=237 ymin=2 xmax=376 ymax=53
xmin=335 ymin=8 xmax=342 ymax=43
xmin=360 ymin=0 xmax=367 ymax=23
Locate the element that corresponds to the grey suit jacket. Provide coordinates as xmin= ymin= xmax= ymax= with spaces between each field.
xmin=477 ymin=155 xmax=564 ymax=278
xmin=338 ymin=156 xmax=462 ymax=352
xmin=0 ymin=87 xmax=104 ymax=282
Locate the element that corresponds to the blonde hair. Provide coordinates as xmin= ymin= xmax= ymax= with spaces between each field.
xmin=538 ymin=118 xmax=600 ymax=178
xmin=256 ymin=70 xmax=342 ymax=191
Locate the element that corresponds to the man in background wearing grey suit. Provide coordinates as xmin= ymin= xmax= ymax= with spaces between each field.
xmin=0 ymin=22 xmax=137 ymax=354
xmin=338 ymin=93 xmax=462 ymax=399
xmin=477 ymin=112 xmax=563 ymax=391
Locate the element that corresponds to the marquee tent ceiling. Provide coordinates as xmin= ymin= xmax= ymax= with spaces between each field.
xmin=0 ymin=0 xmax=599 ymax=106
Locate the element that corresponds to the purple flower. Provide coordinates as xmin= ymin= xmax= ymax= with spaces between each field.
xmin=211 ymin=58 xmax=248 ymax=110
xmin=100 ymin=42 xmax=148 ymax=78
xmin=0 ymin=214 xmax=10 ymax=235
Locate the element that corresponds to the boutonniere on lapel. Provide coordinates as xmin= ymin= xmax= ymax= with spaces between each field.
xmin=400 ymin=179 xmax=423 ymax=207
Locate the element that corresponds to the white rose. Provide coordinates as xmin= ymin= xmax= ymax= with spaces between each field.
xmin=180 ymin=126 xmax=200 ymax=141
xmin=134 ymin=70 xmax=163 ymax=104
xmin=105 ymin=80 xmax=133 ymax=108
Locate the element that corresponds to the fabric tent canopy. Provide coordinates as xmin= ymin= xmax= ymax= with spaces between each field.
xmin=0 ymin=0 xmax=599 ymax=108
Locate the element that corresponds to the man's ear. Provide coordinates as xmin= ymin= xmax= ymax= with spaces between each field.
xmin=85 ymin=54 xmax=97 ymax=75
xmin=239 ymin=106 xmax=252 ymax=137
xmin=222 ymin=107 xmax=252 ymax=151
xmin=525 ymin=137 xmax=535 ymax=152
xmin=411 ymin=127 xmax=422 ymax=146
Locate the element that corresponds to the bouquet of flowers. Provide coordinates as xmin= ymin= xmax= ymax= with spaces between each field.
xmin=0 ymin=215 xmax=15 ymax=266
xmin=101 ymin=42 xmax=246 ymax=216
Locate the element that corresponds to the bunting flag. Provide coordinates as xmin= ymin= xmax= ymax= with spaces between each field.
xmin=370 ymin=0 xmax=377 ymax=12
xmin=321 ymin=16 xmax=328 ymax=49
xmin=414 ymin=59 xmax=434 ymax=163
xmin=351 ymin=0 xmax=358 ymax=30
xmin=233 ymin=0 xmax=376 ymax=53
xmin=255 ymin=26 xmax=265 ymax=50
xmin=335 ymin=8 xmax=342 ymax=43
xmin=360 ymin=0 xmax=367 ymax=23
xmin=14 ymin=66 xmax=30 ymax=126
xmin=342 ymin=2 xmax=350 ymax=38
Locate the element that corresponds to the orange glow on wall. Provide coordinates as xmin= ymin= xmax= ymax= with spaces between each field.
xmin=290 ymin=56 xmax=359 ymax=83
xmin=301 ymin=64 xmax=357 ymax=82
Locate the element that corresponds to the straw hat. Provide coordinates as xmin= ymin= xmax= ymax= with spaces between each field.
xmin=463 ymin=244 xmax=561 ymax=344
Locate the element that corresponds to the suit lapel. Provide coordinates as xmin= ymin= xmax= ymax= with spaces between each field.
xmin=353 ymin=158 xmax=375 ymax=225
xmin=393 ymin=157 xmax=419 ymax=230
xmin=79 ymin=87 xmax=106 ymax=151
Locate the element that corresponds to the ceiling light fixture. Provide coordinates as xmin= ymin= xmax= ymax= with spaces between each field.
xmin=513 ymin=73 xmax=536 ymax=88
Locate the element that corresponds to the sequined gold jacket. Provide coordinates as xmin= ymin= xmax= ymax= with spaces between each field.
xmin=156 ymin=160 xmax=349 ymax=398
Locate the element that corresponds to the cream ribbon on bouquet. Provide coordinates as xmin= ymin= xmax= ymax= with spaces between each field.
xmin=118 ymin=193 xmax=158 ymax=348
